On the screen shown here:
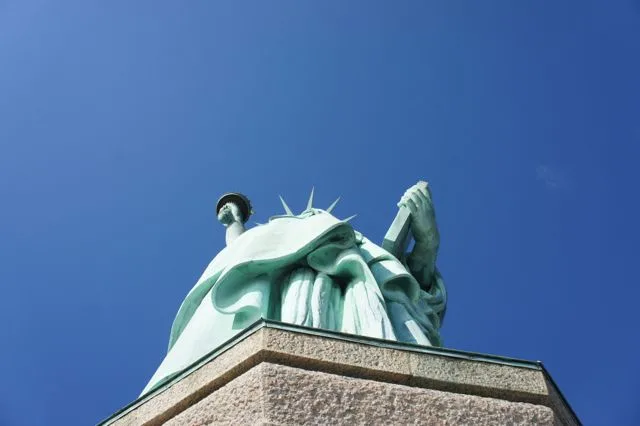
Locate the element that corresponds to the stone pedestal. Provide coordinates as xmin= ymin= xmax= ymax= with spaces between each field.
xmin=100 ymin=320 xmax=580 ymax=425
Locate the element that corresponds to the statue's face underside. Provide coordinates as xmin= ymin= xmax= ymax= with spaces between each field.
xmin=269 ymin=208 xmax=329 ymax=222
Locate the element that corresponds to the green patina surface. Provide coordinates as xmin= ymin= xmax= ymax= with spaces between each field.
xmin=141 ymin=182 xmax=446 ymax=396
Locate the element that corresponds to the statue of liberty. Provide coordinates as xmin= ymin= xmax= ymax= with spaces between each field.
xmin=141 ymin=181 xmax=447 ymax=395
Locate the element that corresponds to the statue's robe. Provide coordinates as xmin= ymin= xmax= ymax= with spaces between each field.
xmin=141 ymin=212 xmax=446 ymax=396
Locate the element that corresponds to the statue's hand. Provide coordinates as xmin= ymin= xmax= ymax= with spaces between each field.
xmin=217 ymin=202 xmax=243 ymax=227
xmin=398 ymin=181 xmax=439 ymax=247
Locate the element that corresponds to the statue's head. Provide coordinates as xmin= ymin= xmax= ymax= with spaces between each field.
xmin=270 ymin=207 xmax=328 ymax=222
xmin=267 ymin=189 xmax=355 ymax=224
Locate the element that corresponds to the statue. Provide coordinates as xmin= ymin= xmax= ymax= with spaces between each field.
xmin=141 ymin=182 xmax=447 ymax=395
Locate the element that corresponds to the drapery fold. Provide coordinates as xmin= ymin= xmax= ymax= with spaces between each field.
xmin=142 ymin=211 xmax=445 ymax=397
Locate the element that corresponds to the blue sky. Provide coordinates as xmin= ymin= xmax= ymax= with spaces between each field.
xmin=1 ymin=1 xmax=639 ymax=424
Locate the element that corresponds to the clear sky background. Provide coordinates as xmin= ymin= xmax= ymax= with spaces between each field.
xmin=1 ymin=2 xmax=639 ymax=425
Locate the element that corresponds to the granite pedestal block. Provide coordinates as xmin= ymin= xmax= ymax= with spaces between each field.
xmin=99 ymin=320 xmax=579 ymax=426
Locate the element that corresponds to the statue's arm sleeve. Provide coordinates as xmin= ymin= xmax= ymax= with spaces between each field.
xmin=405 ymin=236 xmax=438 ymax=290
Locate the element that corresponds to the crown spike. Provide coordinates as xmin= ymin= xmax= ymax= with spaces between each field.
xmin=326 ymin=197 xmax=340 ymax=214
xmin=343 ymin=214 xmax=357 ymax=222
xmin=279 ymin=195 xmax=293 ymax=215
xmin=306 ymin=187 xmax=315 ymax=211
